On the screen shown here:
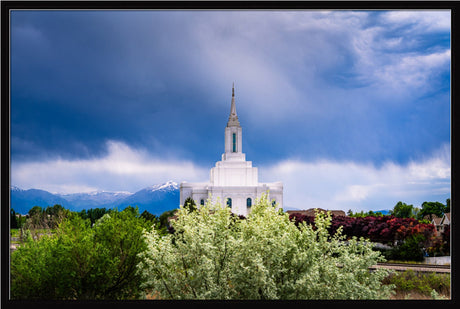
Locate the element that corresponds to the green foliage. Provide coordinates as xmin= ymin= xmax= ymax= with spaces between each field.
xmin=10 ymin=208 xmax=26 ymax=229
xmin=23 ymin=204 xmax=70 ymax=230
xmin=157 ymin=209 xmax=177 ymax=234
xmin=45 ymin=204 xmax=65 ymax=217
xmin=383 ymin=270 xmax=450 ymax=298
xmin=11 ymin=207 xmax=152 ymax=300
xmin=419 ymin=201 xmax=447 ymax=220
xmin=347 ymin=209 xmax=385 ymax=217
xmin=140 ymin=210 xmax=156 ymax=222
xmin=28 ymin=206 xmax=43 ymax=217
xmin=385 ymin=235 xmax=426 ymax=262
xmin=390 ymin=202 xmax=415 ymax=218
xmin=78 ymin=207 xmax=108 ymax=225
xmin=137 ymin=194 xmax=394 ymax=300
xmin=183 ymin=197 xmax=197 ymax=212
xmin=11 ymin=208 xmax=18 ymax=228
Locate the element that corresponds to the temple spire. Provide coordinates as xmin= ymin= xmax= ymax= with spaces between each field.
xmin=227 ymin=83 xmax=240 ymax=127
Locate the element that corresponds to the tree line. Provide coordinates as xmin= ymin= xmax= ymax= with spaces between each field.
xmin=10 ymin=197 xmax=450 ymax=300
xmin=347 ymin=199 xmax=450 ymax=220
xmin=289 ymin=199 xmax=451 ymax=262
xmin=10 ymin=204 xmax=173 ymax=234
xmin=10 ymin=196 xmax=396 ymax=300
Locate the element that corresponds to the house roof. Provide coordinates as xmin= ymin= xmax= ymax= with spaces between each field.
xmin=424 ymin=214 xmax=441 ymax=221
xmin=441 ymin=212 xmax=451 ymax=225
xmin=432 ymin=217 xmax=442 ymax=225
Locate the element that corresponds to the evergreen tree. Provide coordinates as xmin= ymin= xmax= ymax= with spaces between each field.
xmin=11 ymin=208 xmax=18 ymax=229
xmin=183 ymin=197 xmax=197 ymax=212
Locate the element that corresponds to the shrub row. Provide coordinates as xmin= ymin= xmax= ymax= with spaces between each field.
xmin=289 ymin=212 xmax=435 ymax=245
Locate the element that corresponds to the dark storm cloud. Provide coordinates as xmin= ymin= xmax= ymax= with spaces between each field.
xmin=11 ymin=11 xmax=223 ymax=163
xmin=11 ymin=10 xmax=451 ymax=166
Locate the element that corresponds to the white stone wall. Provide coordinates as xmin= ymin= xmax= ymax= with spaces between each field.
xmin=180 ymin=182 xmax=283 ymax=217
xmin=210 ymin=162 xmax=258 ymax=187
xmin=224 ymin=126 xmax=242 ymax=154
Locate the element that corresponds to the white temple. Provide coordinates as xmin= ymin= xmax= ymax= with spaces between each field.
xmin=180 ymin=85 xmax=283 ymax=216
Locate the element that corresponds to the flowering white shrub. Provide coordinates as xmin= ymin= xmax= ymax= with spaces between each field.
xmin=137 ymin=194 xmax=394 ymax=299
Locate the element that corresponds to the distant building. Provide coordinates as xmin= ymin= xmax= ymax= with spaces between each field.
xmin=180 ymin=85 xmax=283 ymax=216
xmin=431 ymin=212 xmax=451 ymax=235
xmin=441 ymin=212 xmax=451 ymax=226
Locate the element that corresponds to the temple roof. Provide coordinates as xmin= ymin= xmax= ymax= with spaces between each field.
xmin=227 ymin=83 xmax=240 ymax=127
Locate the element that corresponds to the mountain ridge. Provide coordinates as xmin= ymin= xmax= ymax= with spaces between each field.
xmin=10 ymin=181 xmax=180 ymax=216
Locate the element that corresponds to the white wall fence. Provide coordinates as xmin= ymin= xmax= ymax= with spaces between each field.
xmin=424 ymin=256 xmax=450 ymax=265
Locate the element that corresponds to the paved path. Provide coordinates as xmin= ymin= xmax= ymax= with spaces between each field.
xmin=371 ymin=263 xmax=450 ymax=274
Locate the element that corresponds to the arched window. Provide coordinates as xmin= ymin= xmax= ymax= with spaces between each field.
xmin=227 ymin=198 xmax=232 ymax=207
xmin=272 ymin=200 xmax=276 ymax=207
xmin=247 ymin=198 xmax=252 ymax=207
xmin=200 ymin=199 xmax=205 ymax=206
xmin=232 ymin=133 xmax=236 ymax=152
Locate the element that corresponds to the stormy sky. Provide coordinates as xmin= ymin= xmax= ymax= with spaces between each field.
xmin=10 ymin=9 xmax=451 ymax=211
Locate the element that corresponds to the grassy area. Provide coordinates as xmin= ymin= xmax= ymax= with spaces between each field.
xmin=383 ymin=270 xmax=450 ymax=300
xmin=10 ymin=229 xmax=20 ymax=238
xmin=385 ymin=259 xmax=426 ymax=264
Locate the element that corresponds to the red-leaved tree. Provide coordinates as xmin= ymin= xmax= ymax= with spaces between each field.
xmin=289 ymin=213 xmax=435 ymax=245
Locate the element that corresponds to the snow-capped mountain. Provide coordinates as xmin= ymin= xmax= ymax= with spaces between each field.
xmin=58 ymin=190 xmax=133 ymax=209
xmin=144 ymin=180 xmax=179 ymax=192
xmin=113 ymin=181 xmax=180 ymax=215
xmin=10 ymin=188 xmax=72 ymax=214
xmin=10 ymin=181 xmax=180 ymax=215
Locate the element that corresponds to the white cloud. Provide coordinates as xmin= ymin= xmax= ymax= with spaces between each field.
xmin=375 ymin=49 xmax=450 ymax=90
xmin=189 ymin=10 xmax=450 ymax=121
xmin=11 ymin=140 xmax=209 ymax=194
xmin=382 ymin=10 xmax=451 ymax=32
xmin=11 ymin=139 xmax=450 ymax=212
xmin=260 ymin=143 xmax=451 ymax=212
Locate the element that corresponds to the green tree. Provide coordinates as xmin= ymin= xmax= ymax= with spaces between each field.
xmin=157 ymin=209 xmax=177 ymax=234
xmin=413 ymin=207 xmax=421 ymax=220
xmin=140 ymin=210 xmax=156 ymax=222
xmin=11 ymin=209 xmax=28 ymax=229
xmin=45 ymin=204 xmax=65 ymax=217
xmin=390 ymin=234 xmax=426 ymax=262
xmin=78 ymin=208 xmax=109 ymax=225
xmin=183 ymin=197 xmax=197 ymax=212
xmin=390 ymin=201 xmax=414 ymax=218
xmin=45 ymin=204 xmax=70 ymax=228
xmin=137 ymin=194 xmax=394 ymax=300
xmin=28 ymin=206 xmax=43 ymax=217
xmin=11 ymin=208 xmax=18 ymax=229
xmin=25 ymin=206 xmax=48 ymax=231
xmin=419 ymin=202 xmax=446 ymax=220
xmin=91 ymin=207 xmax=152 ymax=299
xmin=11 ymin=207 xmax=152 ymax=300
